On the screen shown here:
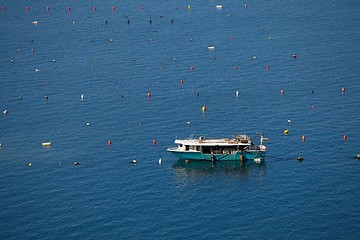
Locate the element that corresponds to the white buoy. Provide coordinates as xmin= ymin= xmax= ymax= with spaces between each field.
xmin=187 ymin=121 xmax=191 ymax=125
xmin=208 ymin=46 xmax=215 ymax=51
xmin=81 ymin=94 xmax=84 ymax=100
xmin=253 ymin=56 xmax=257 ymax=59
xmin=0 ymin=143 xmax=2 ymax=148
xmin=235 ymin=90 xmax=239 ymax=97
xmin=52 ymin=59 xmax=56 ymax=62
xmin=32 ymin=21 xmax=38 ymax=25
xmin=35 ymin=68 xmax=40 ymax=73
xmin=158 ymin=158 xmax=162 ymax=165
xmin=86 ymin=123 xmax=90 ymax=126
xmin=216 ymin=5 xmax=223 ymax=9
xmin=3 ymin=109 xmax=8 ymax=115
xmin=287 ymin=119 xmax=292 ymax=123
xmin=254 ymin=158 xmax=261 ymax=163
xmin=132 ymin=159 xmax=137 ymax=164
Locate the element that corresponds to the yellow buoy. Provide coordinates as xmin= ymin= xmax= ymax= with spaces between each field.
xmin=28 ymin=163 xmax=32 ymax=167
xmin=187 ymin=5 xmax=191 ymax=10
xmin=202 ymin=105 xmax=206 ymax=112
xmin=284 ymin=129 xmax=289 ymax=135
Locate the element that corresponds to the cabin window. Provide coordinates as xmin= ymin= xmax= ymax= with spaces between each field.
xmin=179 ymin=144 xmax=183 ymax=147
xmin=196 ymin=146 xmax=200 ymax=151
xmin=185 ymin=145 xmax=189 ymax=151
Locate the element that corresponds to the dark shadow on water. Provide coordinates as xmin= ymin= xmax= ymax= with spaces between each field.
xmin=171 ymin=159 xmax=266 ymax=179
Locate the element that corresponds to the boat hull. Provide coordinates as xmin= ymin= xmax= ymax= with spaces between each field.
xmin=168 ymin=150 xmax=265 ymax=161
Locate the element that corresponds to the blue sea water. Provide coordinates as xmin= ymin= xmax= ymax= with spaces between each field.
xmin=0 ymin=0 xmax=360 ymax=239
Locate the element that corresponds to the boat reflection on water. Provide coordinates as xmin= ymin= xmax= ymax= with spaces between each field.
xmin=171 ymin=159 xmax=266 ymax=179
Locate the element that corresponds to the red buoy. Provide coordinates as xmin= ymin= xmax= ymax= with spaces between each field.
xmin=112 ymin=6 xmax=116 ymax=11
xmin=67 ymin=6 xmax=71 ymax=11
xmin=266 ymin=65 xmax=270 ymax=70
xmin=25 ymin=6 xmax=29 ymax=11
xmin=1 ymin=6 xmax=5 ymax=11
xmin=341 ymin=87 xmax=345 ymax=94
xmin=180 ymin=79 xmax=184 ymax=84
xmin=93 ymin=6 xmax=97 ymax=11
xmin=302 ymin=135 xmax=305 ymax=142
xmin=280 ymin=89 xmax=284 ymax=95
xmin=108 ymin=140 xmax=112 ymax=146
xmin=147 ymin=92 xmax=151 ymax=98
xmin=153 ymin=139 xmax=157 ymax=145
xmin=343 ymin=135 xmax=347 ymax=141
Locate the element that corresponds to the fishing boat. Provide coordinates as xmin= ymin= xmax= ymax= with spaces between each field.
xmin=167 ymin=134 xmax=268 ymax=162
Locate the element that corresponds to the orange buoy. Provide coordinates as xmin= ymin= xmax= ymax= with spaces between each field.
xmin=112 ymin=6 xmax=116 ymax=11
xmin=108 ymin=140 xmax=112 ymax=146
xmin=25 ymin=6 xmax=29 ymax=11
xmin=280 ymin=89 xmax=284 ymax=95
xmin=67 ymin=6 xmax=71 ymax=11
xmin=202 ymin=105 xmax=207 ymax=112
xmin=147 ymin=91 xmax=151 ymax=97
xmin=341 ymin=87 xmax=345 ymax=94
xmin=302 ymin=135 xmax=305 ymax=142
xmin=266 ymin=65 xmax=270 ymax=70
xmin=153 ymin=139 xmax=157 ymax=145
xmin=343 ymin=135 xmax=347 ymax=141
xmin=93 ymin=6 xmax=97 ymax=11
xmin=180 ymin=79 xmax=184 ymax=84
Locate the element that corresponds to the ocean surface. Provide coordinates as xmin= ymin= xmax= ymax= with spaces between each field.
xmin=1 ymin=1 xmax=360 ymax=239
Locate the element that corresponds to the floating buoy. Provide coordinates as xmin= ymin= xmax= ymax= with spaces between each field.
xmin=356 ymin=154 xmax=360 ymax=160
xmin=3 ymin=109 xmax=8 ymax=115
xmin=1 ymin=6 xmax=5 ymax=11
xmin=280 ymin=89 xmax=284 ymax=95
xmin=158 ymin=158 xmax=162 ymax=165
xmin=312 ymin=105 xmax=315 ymax=110
xmin=147 ymin=92 xmax=151 ymax=98
xmin=140 ymin=5 xmax=144 ymax=10
xmin=132 ymin=159 xmax=137 ymax=164
xmin=86 ymin=123 xmax=90 ymax=126
xmin=234 ymin=65 xmax=238 ymax=70
xmin=26 ymin=6 xmax=29 ymax=11
xmin=244 ymin=4 xmax=248 ymax=9
xmin=343 ymin=135 xmax=347 ymax=141
xmin=185 ymin=159 xmax=190 ymax=164
xmin=67 ymin=6 xmax=71 ymax=11
xmin=28 ymin=163 xmax=32 ymax=167
xmin=287 ymin=119 xmax=292 ymax=123
xmin=235 ymin=90 xmax=239 ymax=97
xmin=297 ymin=156 xmax=304 ymax=161
xmin=112 ymin=6 xmax=115 ymax=11
xmin=46 ymin=6 xmax=50 ymax=11
xmin=10 ymin=59 xmax=14 ymax=63
xmin=93 ymin=6 xmax=97 ymax=11
xmin=180 ymin=79 xmax=184 ymax=84
xmin=190 ymin=66 xmax=195 ymax=71
xmin=74 ymin=161 xmax=79 ymax=165
xmin=202 ymin=105 xmax=206 ymax=112
xmin=216 ymin=5 xmax=223 ymax=10
xmin=109 ymin=38 xmax=113 ymax=42
xmin=32 ymin=21 xmax=38 ymax=25
xmin=153 ymin=139 xmax=157 ymax=145
xmin=341 ymin=87 xmax=345 ymax=94
xmin=311 ymin=89 xmax=314 ymax=94
xmin=284 ymin=129 xmax=289 ymax=135
xmin=81 ymin=94 xmax=84 ymax=100
xmin=208 ymin=46 xmax=215 ymax=51
xmin=35 ymin=68 xmax=40 ymax=73
xmin=266 ymin=65 xmax=270 ymax=70
xmin=196 ymin=92 xmax=200 ymax=96
xmin=187 ymin=5 xmax=191 ymax=10
xmin=253 ymin=56 xmax=257 ymax=59
xmin=187 ymin=121 xmax=191 ymax=124
xmin=108 ymin=140 xmax=112 ymax=146
xmin=45 ymin=95 xmax=48 ymax=100
xmin=302 ymin=135 xmax=305 ymax=142
xmin=72 ymin=20 xmax=76 ymax=24
xmin=0 ymin=143 xmax=2 ymax=148
xmin=42 ymin=142 xmax=52 ymax=147
xmin=292 ymin=54 xmax=297 ymax=58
